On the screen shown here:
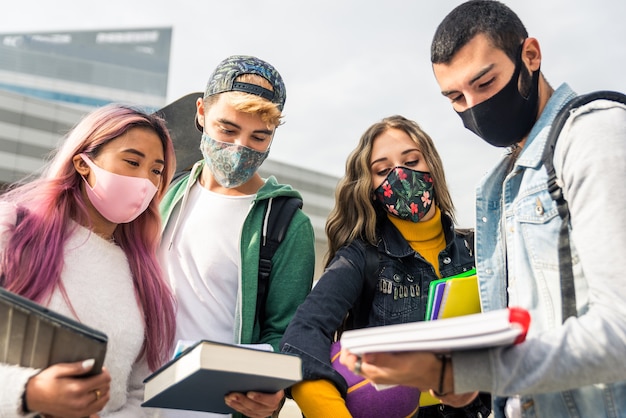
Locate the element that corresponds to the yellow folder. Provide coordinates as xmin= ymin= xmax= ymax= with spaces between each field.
xmin=437 ymin=275 xmax=481 ymax=319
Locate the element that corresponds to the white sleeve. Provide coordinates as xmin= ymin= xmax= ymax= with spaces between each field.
xmin=0 ymin=363 xmax=40 ymax=418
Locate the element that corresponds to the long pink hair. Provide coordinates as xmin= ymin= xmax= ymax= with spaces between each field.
xmin=0 ymin=104 xmax=176 ymax=370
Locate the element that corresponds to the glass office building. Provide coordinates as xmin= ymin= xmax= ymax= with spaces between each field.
xmin=0 ymin=27 xmax=172 ymax=184
xmin=0 ymin=27 xmax=171 ymax=110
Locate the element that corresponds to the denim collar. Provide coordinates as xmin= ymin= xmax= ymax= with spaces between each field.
xmin=515 ymin=83 xmax=578 ymax=170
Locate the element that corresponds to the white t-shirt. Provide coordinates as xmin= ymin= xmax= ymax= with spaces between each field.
xmin=159 ymin=183 xmax=254 ymax=418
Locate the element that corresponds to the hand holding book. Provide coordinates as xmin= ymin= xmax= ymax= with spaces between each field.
xmin=338 ymin=308 xmax=530 ymax=399
xmin=1 ymin=288 xmax=110 ymax=417
xmin=0 ymin=288 xmax=107 ymax=374
xmin=142 ymin=339 xmax=302 ymax=414
xmin=340 ymin=266 xmax=530 ymax=409
xmin=340 ymin=269 xmax=529 ymax=408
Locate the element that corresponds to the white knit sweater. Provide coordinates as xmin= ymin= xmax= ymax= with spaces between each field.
xmin=0 ymin=205 xmax=157 ymax=417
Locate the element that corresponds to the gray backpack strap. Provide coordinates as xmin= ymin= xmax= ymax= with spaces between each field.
xmin=542 ymin=90 xmax=626 ymax=322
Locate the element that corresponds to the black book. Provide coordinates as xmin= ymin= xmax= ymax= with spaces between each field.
xmin=142 ymin=340 xmax=302 ymax=414
xmin=0 ymin=287 xmax=107 ymax=376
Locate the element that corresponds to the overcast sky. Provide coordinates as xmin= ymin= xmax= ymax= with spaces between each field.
xmin=2 ymin=0 xmax=625 ymax=227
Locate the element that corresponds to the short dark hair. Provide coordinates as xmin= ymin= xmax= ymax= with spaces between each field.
xmin=431 ymin=0 xmax=528 ymax=64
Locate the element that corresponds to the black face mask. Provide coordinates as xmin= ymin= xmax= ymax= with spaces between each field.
xmin=456 ymin=49 xmax=540 ymax=147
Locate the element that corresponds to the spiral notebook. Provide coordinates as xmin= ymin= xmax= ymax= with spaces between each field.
xmin=0 ymin=288 xmax=107 ymax=375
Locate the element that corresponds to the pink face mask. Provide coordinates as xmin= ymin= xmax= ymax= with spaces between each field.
xmin=80 ymin=154 xmax=158 ymax=224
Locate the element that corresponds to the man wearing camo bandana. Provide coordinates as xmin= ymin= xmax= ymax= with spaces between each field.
xmin=158 ymin=55 xmax=315 ymax=418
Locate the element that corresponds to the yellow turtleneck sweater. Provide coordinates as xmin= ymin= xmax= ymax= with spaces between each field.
xmin=387 ymin=206 xmax=446 ymax=278
xmin=291 ymin=207 xmax=446 ymax=416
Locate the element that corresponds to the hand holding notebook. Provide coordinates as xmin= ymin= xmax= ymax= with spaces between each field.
xmin=340 ymin=307 xmax=531 ymax=354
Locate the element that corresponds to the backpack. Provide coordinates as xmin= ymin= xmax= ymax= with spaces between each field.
xmin=255 ymin=196 xmax=303 ymax=326
xmin=542 ymin=90 xmax=626 ymax=322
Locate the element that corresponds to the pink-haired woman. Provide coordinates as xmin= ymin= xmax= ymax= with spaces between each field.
xmin=0 ymin=104 xmax=177 ymax=418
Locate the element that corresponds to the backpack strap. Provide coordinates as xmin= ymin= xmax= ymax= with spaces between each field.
xmin=256 ymin=196 xmax=303 ymax=326
xmin=542 ymin=90 xmax=626 ymax=322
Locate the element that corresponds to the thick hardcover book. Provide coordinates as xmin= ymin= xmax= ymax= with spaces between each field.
xmin=0 ymin=288 xmax=107 ymax=375
xmin=142 ymin=340 xmax=303 ymax=414
xmin=340 ymin=307 xmax=530 ymax=355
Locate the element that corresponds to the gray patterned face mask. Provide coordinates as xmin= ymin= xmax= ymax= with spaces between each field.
xmin=200 ymin=133 xmax=269 ymax=188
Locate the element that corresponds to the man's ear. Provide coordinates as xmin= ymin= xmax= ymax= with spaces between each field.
xmin=522 ymin=37 xmax=541 ymax=72
xmin=196 ymin=97 xmax=206 ymax=129
xmin=72 ymin=154 xmax=90 ymax=176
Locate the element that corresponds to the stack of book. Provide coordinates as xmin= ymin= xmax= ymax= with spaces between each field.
xmin=425 ymin=269 xmax=480 ymax=320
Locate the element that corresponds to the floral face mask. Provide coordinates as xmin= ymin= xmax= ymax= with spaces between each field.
xmin=374 ymin=167 xmax=434 ymax=223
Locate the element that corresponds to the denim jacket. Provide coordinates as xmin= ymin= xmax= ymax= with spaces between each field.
xmin=453 ymin=84 xmax=626 ymax=417
xmin=280 ymin=212 xmax=475 ymax=395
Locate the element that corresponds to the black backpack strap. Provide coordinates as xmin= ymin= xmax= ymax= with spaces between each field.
xmin=256 ymin=196 xmax=303 ymax=326
xmin=542 ymin=90 xmax=626 ymax=322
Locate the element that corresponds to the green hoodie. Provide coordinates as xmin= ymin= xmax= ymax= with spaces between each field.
xmin=160 ymin=161 xmax=315 ymax=352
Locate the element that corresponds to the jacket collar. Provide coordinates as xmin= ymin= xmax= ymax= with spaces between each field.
xmin=515 ymin=83 xmax=578 ymax=170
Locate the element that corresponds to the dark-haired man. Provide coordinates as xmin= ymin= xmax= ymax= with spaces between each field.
xmin=341 ymin=1 xmax=626 ymax=417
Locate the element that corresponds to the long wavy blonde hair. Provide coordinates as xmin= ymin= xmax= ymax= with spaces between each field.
xmin=324 ymin=115 xmax=455 ymax=266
